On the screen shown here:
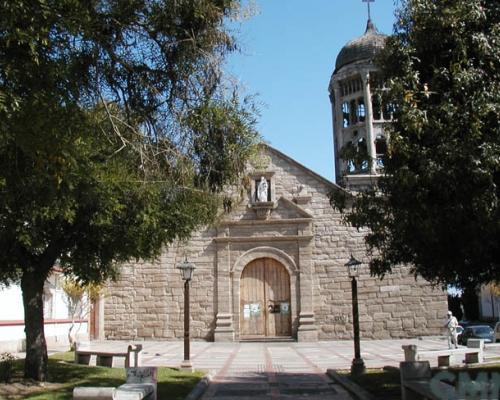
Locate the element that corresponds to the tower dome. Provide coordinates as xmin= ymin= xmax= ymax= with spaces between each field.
xmin=329 ymin=18 xmax=390 ymax=192
xmin=335 ymin=19 xmax=387 ymax=72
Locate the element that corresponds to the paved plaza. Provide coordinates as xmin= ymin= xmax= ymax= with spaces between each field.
xmin=56 ymin=337 xmax=500 ymax=399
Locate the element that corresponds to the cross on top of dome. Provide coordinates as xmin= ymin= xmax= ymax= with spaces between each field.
xmin=362 ymin=0 xmax=375 ymax=21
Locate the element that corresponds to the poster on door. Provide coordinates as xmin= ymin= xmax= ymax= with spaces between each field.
xmin=250 ymin=303 xmax=261 ymax=317
xmin=243 ymin=304 xmax=251 ymax=319
xmin=280 ymin=302 xmax=290 ymax=314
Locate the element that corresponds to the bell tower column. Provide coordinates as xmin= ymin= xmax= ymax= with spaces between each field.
xmin=362 ymin=72 xmax=377 ymax=175
xmin=330 ymin=80 xmax=344 ymax=183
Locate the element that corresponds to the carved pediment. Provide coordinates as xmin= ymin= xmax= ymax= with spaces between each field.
xmin=220 ymin=196 xmax=312 ymax=228
xmin=241 ymin=196 xmax=313 ymax=222
xmin=269 ymin=197 xmax=313 ymax=220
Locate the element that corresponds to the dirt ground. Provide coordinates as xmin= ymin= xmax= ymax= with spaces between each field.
xmin=0 ymin=379 xmax=64 ymax=399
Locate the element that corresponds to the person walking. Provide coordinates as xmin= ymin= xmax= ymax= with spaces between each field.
xmin=444 ymin=310 xmax=459 ymax=349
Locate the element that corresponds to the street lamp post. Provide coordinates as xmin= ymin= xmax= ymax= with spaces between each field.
xmin=345 ymin=254 xmax=366 ymax=376
xmin=177 ymin=257 xmax=195 ymax=371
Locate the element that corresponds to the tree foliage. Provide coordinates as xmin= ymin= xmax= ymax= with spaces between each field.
xmin=0 ymin=0 xmax=258 ymax=380
xmin=490 ymin=283 xmax=500 ymax=297
xmin=332 ymin=0 xmax=500 ymax=289
xmin=61 ymin=276 xmax=102 ymax=350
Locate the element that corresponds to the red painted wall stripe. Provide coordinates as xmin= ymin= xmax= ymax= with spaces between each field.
xmin=0 ymin=319 xmax=87 ymax=327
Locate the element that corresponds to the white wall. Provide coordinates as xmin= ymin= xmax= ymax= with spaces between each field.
xmin=44 ymin=274 xmax=72 ymax=319
xmin=479 ymin=285 xmax=500 ymax=320
xmin=0 ymin=273 xmax=89 ymax=352
xmin=0 ymin=285 xmax=24 ymax=320
xmin=0 ymin=321 xmax=88 ymax=343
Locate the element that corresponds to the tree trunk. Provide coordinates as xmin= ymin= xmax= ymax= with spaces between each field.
xmin=68 ymin=321 xmax=75 ymax=351
xmin=21 ymin=269 xmax=48 ymax=381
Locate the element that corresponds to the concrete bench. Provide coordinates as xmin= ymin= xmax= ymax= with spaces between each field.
xmin=402 ymin=341 xmax=484 ymax=367
xmin=73 ymin=387 xmax=115 ymax=400
xmin=464 ymin=339 xmax=484 ymax=364
xmin=400 ymin=361 xmax=457 ymax=400
xmin=435 ymin=349 xmax=481 ymax=366
xmin=75 ymin=343 xmax=142 ymax=368
xmin=73 ymin=367 xmax=157 ymax=400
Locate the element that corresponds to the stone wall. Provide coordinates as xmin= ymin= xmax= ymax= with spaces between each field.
xmin=105 ymin=228 xmax=218 ymax=341
xmin=104 ymin=147 xmax=448 ymax=341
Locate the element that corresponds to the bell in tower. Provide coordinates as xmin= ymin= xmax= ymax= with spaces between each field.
xmin=329 ymin=16 xmax=390 ymax=192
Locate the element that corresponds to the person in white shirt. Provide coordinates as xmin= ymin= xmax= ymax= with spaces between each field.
xmin=444 ymin=310 xmax=459 ymax=349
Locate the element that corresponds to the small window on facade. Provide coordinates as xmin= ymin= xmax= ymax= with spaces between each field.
xmin=375 ymin=137 xmax=387 ymax=155
xmin=372 ymin=94 xmax=382 ymax=120
xmin=375 ymin=136 xmax=387 ymax=168
xmin=357 ymin=98 xmax=366 ymax=122
xmin=369 ymin=74 xmax=381 ymax=89
xmin=43 ymin=287 xmax=53 ymax=319
xmin=357 ymin=138 xmax=368 ymax=172
xmin=383 ymin=103 xmax=395 ymax=120
xmin=342 ymin=101 xmax=350 ymax=128
xmin=350 ymin=100 xmax=358 ymax=124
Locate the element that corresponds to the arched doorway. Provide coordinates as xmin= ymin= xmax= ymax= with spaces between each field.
xmin=240 ymin=258 xmax=291 ymax=338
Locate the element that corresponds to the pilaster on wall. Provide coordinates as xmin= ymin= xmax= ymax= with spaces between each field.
xmin=214 ymin=313 xmax=234 ymax=342
xmin=297 ymin=227 xmax=318 ymax=341
xmin=298 ymin=311 xmax=318 ymax=342
xmin=214 ymin=232 xmax=235 ymax=341
xmin=96 ymin=294 xmax=105 ymax=340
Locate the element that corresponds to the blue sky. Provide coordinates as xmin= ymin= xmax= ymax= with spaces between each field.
xmin=228 ymin=1 xmax=397 ymax=181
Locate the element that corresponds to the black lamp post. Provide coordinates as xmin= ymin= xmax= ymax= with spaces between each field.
xmin=345 ymin=254 xmax=366 ymax=376
xmin=177 ymin=257 xmax=195 ymax=371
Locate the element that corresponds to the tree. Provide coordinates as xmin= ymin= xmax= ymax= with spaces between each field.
xmin=61 ymin=277 xmax=102 ymax=350
xmin=0 ymin=0 xmax=258 ymax=381
xmin=491 ymin=283 xmax=500 ymax=297
xmin=332 ymin=0 xmax=499 ymax=289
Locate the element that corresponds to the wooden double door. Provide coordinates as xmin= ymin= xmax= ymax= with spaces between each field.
xmin=240 ymin=258 xmax=291 ymax=338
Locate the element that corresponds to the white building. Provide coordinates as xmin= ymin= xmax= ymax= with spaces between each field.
xmin=0 ymin=271 xmax=89 ymax=352
xmin=479 ymin=284 xmax=500 ymax=321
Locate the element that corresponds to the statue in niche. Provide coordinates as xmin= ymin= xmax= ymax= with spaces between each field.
xmin=257 ymin=177 xmax=268 ymax=202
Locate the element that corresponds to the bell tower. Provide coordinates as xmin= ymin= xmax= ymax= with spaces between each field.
xmin=328 ymin=15 xmax=389 ymax=191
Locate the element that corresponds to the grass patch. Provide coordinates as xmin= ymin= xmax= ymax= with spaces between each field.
xmin=0 ymin=352 xmax=204 ymax=400
xmin=338 ymin=367 xmax=401 ymax=400
xmin=338 ymin=364 xmax=500 ymax=400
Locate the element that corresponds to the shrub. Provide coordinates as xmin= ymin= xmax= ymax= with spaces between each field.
xmin=0 ymin=352 xmax=16 ymax=383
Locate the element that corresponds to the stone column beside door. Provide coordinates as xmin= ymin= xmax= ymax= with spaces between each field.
xmin=297 ymin=232 xmax=318 ymax=342
xmin=214 ymin=234 xmax=235 ymax=341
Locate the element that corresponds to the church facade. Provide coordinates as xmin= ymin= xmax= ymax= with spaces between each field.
xmin=103 ymin=145 xmax=447 ymax=342
xmin=102 ymin=18 xmax=448 ymax=342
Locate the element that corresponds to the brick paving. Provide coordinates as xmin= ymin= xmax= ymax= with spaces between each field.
xmin=48 ymin=338 xmax=500 ymax=399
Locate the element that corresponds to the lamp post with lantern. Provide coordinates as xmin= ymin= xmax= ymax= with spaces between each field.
xmin=177 ymin=257 xmax=195 ymax=371
xmin=345 ymin=254 xmax=366 ymax=376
